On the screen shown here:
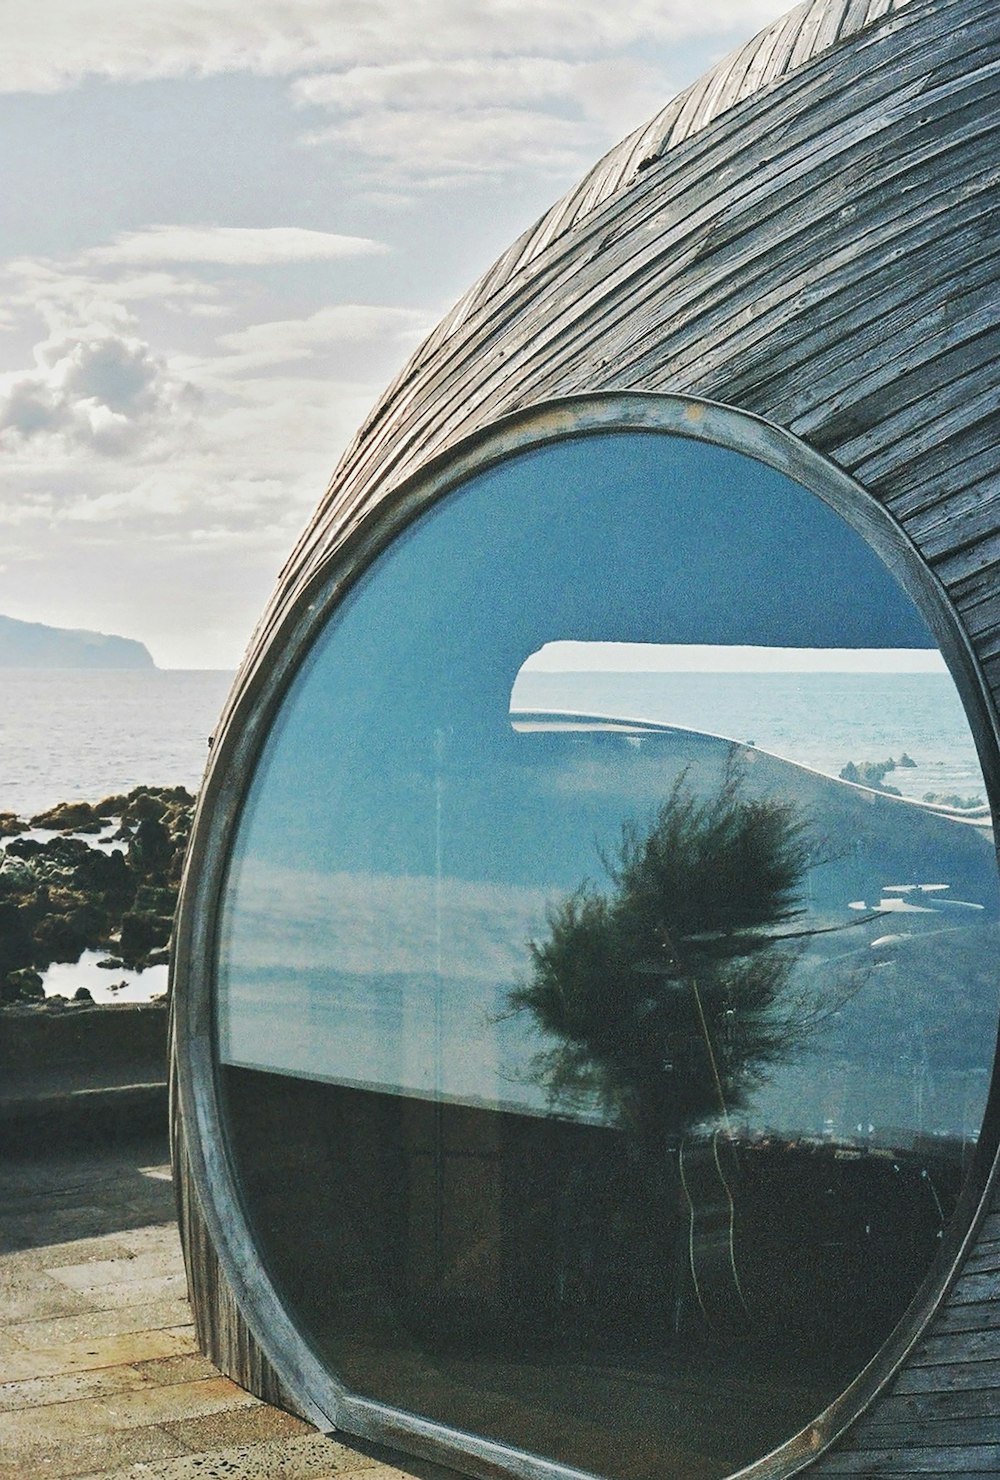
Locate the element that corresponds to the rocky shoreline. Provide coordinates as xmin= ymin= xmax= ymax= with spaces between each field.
xmin=0 ymin=785 xmax=193 ymax=1008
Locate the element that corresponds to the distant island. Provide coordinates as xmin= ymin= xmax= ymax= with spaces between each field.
xmin=0 ymin=615 xmax=155 ymax=669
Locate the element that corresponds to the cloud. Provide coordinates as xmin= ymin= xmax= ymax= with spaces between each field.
xmin=0 ymin=328 xmax=199 ymax=456
xmin=305 ymin=108 xmax=597 ymax=186
xmin=0 ymin=3 xmax=797 ymax=95
xmin=212 ymin=304 xmax=433 ymax=373
xmin=86 ymin=224 xmax=387 ymax=267
xmin=2 ymin=258 xmax=228 ymax=341
xmin=294 ymin=55 xmax=670 ymax=182
xmin=293 ymin=56 xmax=645 ymax=115
xmin=0 ymin=4 xmax=790 ymax=196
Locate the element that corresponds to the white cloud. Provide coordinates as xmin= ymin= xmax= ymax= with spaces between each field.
xmin=0 ymin=1 xmax=801 ymax=665
xmin=306 ymin=107 xmax=596 ymax=185
xmin=0 ymin=2 xmax=796 ymax=95
xmin=87 ymin=224 xmax=387 ymax=267
xmin=0 ymin=328 xmax=199 ymax=456
xmin=213 ymin=303 xmax=433 ymax=372
xmin=295 ymin=55 xmax=669 ymax=181
xmin=292 ymin=56 xmax=648 ymax=115
xmin=1 ymin=258 xmax=226 ymax=342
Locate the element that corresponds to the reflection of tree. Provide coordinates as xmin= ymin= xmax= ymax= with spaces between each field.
xmin=508 ymin=767 xmax=836 ymax=1149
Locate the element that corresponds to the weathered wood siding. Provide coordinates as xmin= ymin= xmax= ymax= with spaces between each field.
xmin=173 ymin=0 xmax=1000 ymax=1471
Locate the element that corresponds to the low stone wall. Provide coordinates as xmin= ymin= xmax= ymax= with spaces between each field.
xmin=0 ymin=1001 xmax=168 ymax=1141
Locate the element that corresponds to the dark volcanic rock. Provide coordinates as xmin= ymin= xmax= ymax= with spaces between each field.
xmin=0 ymin=784 xmax=195 ymax=997
xmin=119 ymin=910 xmax=174 ymax=966
xmin=130 ymin=816 xmax=173 ymax=877
xmin=34 ymin=900 xmax=110 ymax=963
xmin=123 ymin=791 xmax=165 ymax=823
xmin=1 ymin=967 xmax=43 ymax=1004
xmin=30 ymin=800 xmax=101 ymax=831
xmin=95 ymin=794 xmax=128 ymax=818
xmin=0 ymin=900 xmax=34 ymax=978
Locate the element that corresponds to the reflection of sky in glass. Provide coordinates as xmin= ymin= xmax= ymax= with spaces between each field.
xmin=217 ymin=431 xmax=998 ymax=1151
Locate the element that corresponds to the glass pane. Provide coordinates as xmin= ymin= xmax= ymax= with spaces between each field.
xmin=215 ymin=431 xmax=999 ymax=1480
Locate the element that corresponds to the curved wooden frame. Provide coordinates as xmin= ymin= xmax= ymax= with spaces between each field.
xmin=172 ymin=0 xmax=1000 ymax=1472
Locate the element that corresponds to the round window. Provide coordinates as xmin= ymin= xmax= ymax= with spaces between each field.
xmin=210 ymin=405 xmax=1000 ymax=1480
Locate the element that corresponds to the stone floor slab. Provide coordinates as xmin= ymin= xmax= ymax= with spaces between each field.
xmin=47 ymin=1269 xmax=189 ymax=1310
xmin=0 ymin=1419 xmax=188 ymax=1480
xmin=9 ymin=1293 xmax=193 ymax=1345
xmin=130 ymin=1350 xmax=221 ymax=1386
xmin=160 ymin=1398 xmax=315 ymax=1450
xmin=0 ymin=1390 xmax=172 ymax=1453
xmin=118 ymin=1221 xmax=186 ymax=1256
xmin=69 ymin=1433 xmax=391 ymax=1480
xmin=0 ymin=1360 xmax=153 ymax=1412
xmin=49 ymin=1248 xmax=186 ymax=1290
xmin=0 ymin=1135 xmax=462 ymax=1480
xmin=0 ymin=1232 xmax=142 ymax=1271
xmin=0 ymin=1270 xmax=93 ymax=1323
xmin=0 ymin=1323 xmax=197 ymax=1382
xmin=99 ymin=1373 xmax=261 ymax=1428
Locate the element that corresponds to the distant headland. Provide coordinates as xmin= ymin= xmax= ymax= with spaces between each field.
xmin=0 ymin=615 xmax=155 ymax=670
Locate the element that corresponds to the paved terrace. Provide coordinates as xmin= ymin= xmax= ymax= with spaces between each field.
xmin=0 ymin=1127 xmax=456 ymax=1480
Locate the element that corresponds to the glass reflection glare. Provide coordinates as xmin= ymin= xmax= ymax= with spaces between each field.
xmin=216 ymin=430 xmax=998 ymax=1480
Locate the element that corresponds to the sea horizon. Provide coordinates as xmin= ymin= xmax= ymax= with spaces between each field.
xmin=2 ymin=665 xmax=989 ymax=819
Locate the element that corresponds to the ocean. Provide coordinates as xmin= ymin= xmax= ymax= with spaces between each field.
xmin=0 ymin=666 xmax=989 ymax=819
xmin=0 ymin=669 xmax=235 ymax=1002
xmin=0 ymin=668 xmax=235 ymax=818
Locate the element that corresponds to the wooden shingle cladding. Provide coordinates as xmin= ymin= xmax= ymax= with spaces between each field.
xmin=171 ymin=0 xmax=1000 ymax=1472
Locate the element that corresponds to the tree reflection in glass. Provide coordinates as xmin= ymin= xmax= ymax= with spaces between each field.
xmin=510 ymin=766 xmax=819 ymax=1134
xmin=508 ymin=765 xmax=840 ymax=1335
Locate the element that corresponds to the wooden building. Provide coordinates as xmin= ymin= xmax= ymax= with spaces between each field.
xmin=171 ymin=0 xmax=1000 ymax=1475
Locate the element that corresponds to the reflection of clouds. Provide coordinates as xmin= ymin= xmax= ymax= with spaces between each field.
xmin=223 ymin=859 xmax=551 ymax=982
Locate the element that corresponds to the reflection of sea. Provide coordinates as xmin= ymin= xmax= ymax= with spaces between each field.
xmin=221 ymin=941 xmax=996 ymax=1154
xmin=220 ymin=716 xmax=1000 ymax=1150
xmin=512 ymin=670 xmax=986 ymax=802
xmin=213 ymin=673 xmax=998 ymax=1156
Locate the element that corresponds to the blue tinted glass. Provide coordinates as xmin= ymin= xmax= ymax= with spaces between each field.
xmin=216 ymin=430 xmax=998 ymax=1480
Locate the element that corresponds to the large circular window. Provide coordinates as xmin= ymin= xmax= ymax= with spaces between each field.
xmin=209 ymin=400 xmax=1000 ymax=1480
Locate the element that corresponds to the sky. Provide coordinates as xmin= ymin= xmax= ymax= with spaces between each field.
xmin=0 ymin=0 xmax=795 ymax=669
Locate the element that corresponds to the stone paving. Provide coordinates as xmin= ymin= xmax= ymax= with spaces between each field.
xmin=0 ymin=1131 xmax=453 ymax=1480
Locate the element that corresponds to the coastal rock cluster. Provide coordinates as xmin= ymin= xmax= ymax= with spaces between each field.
xmin=837 ymin=753 xmax=917 ymax=795
xmin=0 ymin=785 xmax=193 ymax=1006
